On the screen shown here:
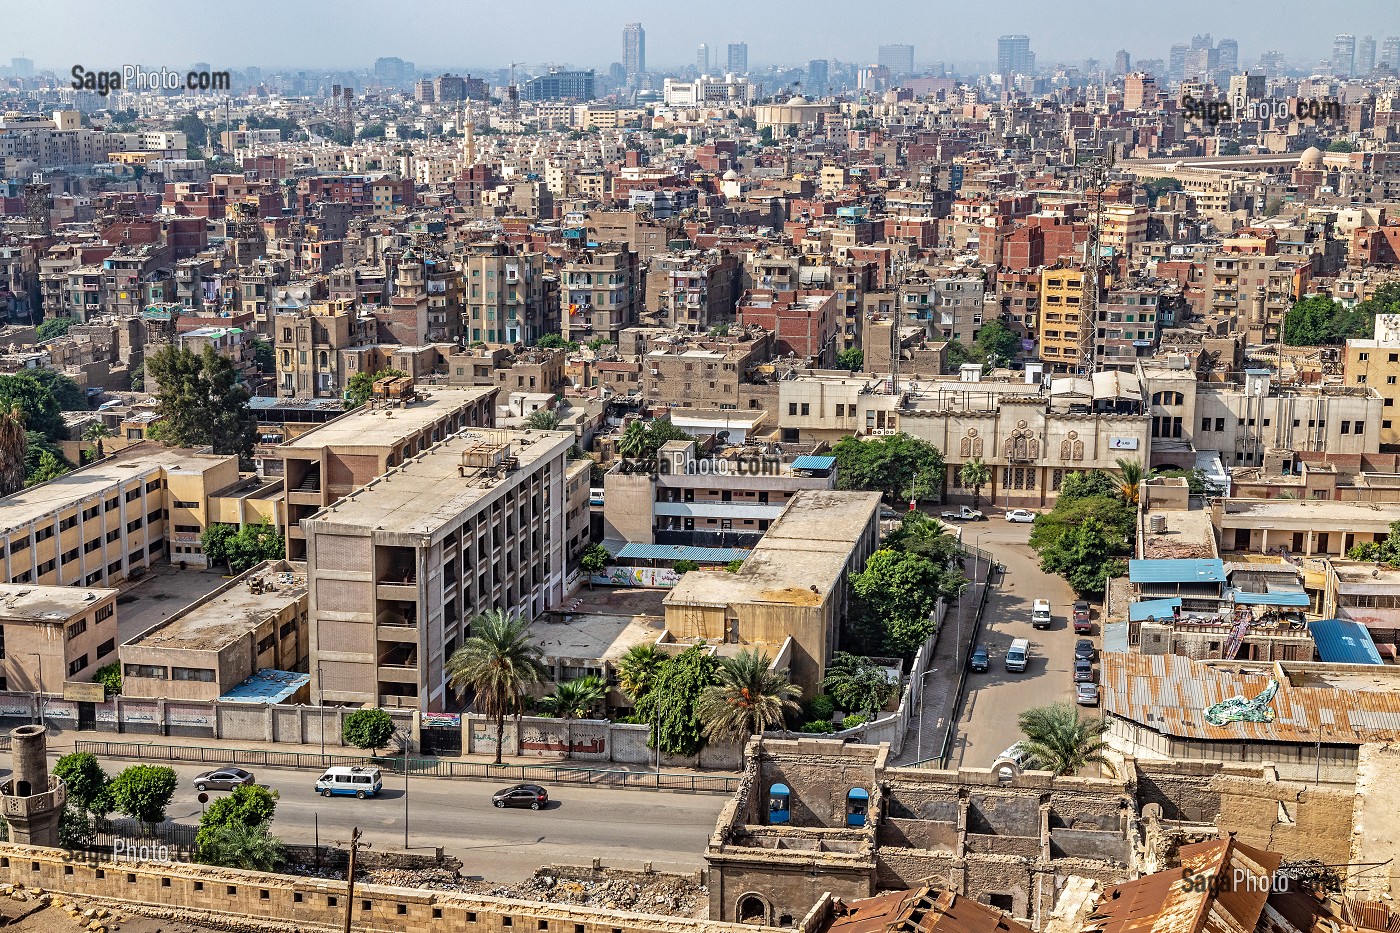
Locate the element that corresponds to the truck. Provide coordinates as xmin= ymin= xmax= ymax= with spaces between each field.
xmin=1032 ymin=599 xmax=1052 ymax=629
xmin=1005 ymin=638 xmax=1029 ymax=672
xmin=940 ymin=505 xmax=984 ymax=521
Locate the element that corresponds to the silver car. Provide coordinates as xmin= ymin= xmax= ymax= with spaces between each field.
xmin=193 ymin=767 xmax=256 ymax=792
xmin=1076 ymin=681 xmax=1100 ymax=706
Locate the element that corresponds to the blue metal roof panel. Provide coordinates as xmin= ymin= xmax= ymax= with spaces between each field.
xmin=1102 ymin=621 xmax=1131 ymax=654
xmin=1129 ymin=597 xmax=1182 ymax=622
xmin=614 ymin=543 xmax=753 ymax=564
xmin=219 ymin=670 xmax=311 ymax=704
xmin=790 ymin=455 xmax=837 ymax=471
xmin=1308 ymin=618 xmax=1383 ymax=665
xmin=1129 ymin=559 xmax=1227 ymax=584
xmin=1229 ymin=589 xmax=1311 ymax=607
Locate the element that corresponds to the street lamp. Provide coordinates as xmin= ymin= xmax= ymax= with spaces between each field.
xmin=317 ymin=664 xmax=326 ymax=759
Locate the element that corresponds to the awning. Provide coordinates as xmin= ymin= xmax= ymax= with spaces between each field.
xmin=613 ymin=542 xmax=752 ymax=564
xmin=1228 ymin=589 xmax=1310 ymax=607
xmin=1129 ymin=597 xmax=1182 ymax=622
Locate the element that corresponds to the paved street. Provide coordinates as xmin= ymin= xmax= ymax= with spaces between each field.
xmin=61 ymin=758 xmax=727 ymax=883
xmin=947 ymin=521 xmax=1079 ymax=769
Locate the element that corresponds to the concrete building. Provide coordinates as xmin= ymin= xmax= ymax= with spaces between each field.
xmin=561 ymin=247 xmax=641 ymax=345
xmin=304 ymin=427 xmax=574 ymax=710
xmin=1095 ymin=287 xmax=1161 ymax=369
xmin=280 ymin=383 xmax=499 ymax=559
xmin=274 ymin=298 xmax=372 ymax=399
xmin=460 ymin=242 xmax=551 ymax=346
xmin=0 ymin=584 xmax=118 ymax=696
xmin=1038 ymin=266 xmax=1087 ymax=372
xmin=1344 ymin=313 xmax=1400 ymax=448
xmin=646 ymin=251 xmax=740 ymax=331
xmin=120 ymin=560 xmax=308 ymax=702
xmin=663 ymin=489 xmax=880 ymax=696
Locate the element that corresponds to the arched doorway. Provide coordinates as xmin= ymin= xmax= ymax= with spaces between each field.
xmin=737 ymin=894 xmax=770 ymax=924
xmin=767 ymin=783 xmax=790 ymax=824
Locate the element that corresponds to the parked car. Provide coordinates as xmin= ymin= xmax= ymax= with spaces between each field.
xmin=940 ymin=506 xmax=984 ymax=521
xmin=1073 ymin=601 xmax=1093 ymax=634
xmin=1073 ymin=658 xmax=1095 ymax=683
xmin=992 ymin=742 xmax=1042 ymax=781
xmin=1075 ymin=681 xmax=1100 ymax=706
xmin=1074 ymin=638 xmax=1096 ymax=662
xmin=969 ymin=644 xmax=990 ymax=672
xmin=492 ymin=784 xmax=549 ymax=810
xmin=193 ymin=767 xmax=256 ymax=792
xmin=879 ymin=505 xmax=900 ymax=521
xmin=1005 ymin=509 xmax=1036 ymax=523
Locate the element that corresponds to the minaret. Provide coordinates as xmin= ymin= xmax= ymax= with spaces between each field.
xmin=1 ymin=725 xmax=63 ymax=846
xmin=462 ymin=106 xmax=476 ymax=167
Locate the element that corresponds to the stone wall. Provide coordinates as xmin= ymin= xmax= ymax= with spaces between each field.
xmin=1132 ymin=759 xmax=1223 ymax=823
xmin=1211 ymin=769 xmax=1355 ymax=866
xmin=464 ymin=716 xmax=743 ymax=770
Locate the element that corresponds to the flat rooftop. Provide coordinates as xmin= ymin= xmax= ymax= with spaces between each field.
xmin=303 ymin=428 xmax=574 ymax=536
xmin=126 ymin=562 xmax=306 ymax=652
xmin=528 ymin=613 xmax=664 ymax=664
xmin=1141 ymin=507 xmax=1218 ymax=560
xmin=281 ymin=386 xmax=497 ymax=452
xmin=665 ymin=490 xmax=880 ymax=609
xmin=1220 ymin=497 xmax=1400 ymax=532
xmin=0 ymin=584 xmax=117 ymax=624
xmin=0 ymin=444 xmax=232 ymax=537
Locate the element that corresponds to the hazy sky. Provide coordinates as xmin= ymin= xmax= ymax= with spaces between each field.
xmin=11 ymin=0 xmax=1398 ymax=72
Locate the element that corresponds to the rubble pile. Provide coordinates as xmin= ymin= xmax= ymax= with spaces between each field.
xmin=485 ymin=871 xmax=706 ymax=915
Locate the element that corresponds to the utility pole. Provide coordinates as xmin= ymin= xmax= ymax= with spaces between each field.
xmin=403 ymin=730 xmax=410 ymax=850
xmin=342 ymin=827 xmax=367 ymax=933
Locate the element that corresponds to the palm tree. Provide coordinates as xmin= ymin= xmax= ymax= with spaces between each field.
xmin=697 ymin=650 xmax=802 ymax=748
xmin=538 ymin=674 xmax=607 ymax=752
xmin=616 ymin=644 xmax=663 ymax=702
xmin=1114 ymin=456 xmax=1147 ymax=507
xmin=445 ymin=610 xmax=546 ymax=765
xmin=0 ymin=404 xmax=26 ymax=496
xmin=958 ymin=457 xmax=992 ymax=508
xmin=617 ymin=419 xmax=648 ymax=460
xmin=83 ymin=421 xmax=113 ymax=463
xmin=1016 ymin=702 xmax=1116 ymax=777
xmin=196 ymin=821 xmax=284 ymax=872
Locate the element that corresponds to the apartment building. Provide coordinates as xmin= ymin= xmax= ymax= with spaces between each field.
xmin=641 ymin=331 xmax=777 ymax=411
xmin=274 ymin=298 xmax=372 ymax=399
xmin=1344 ymin=313 xmax=1400 ymax=447
xmin=0 ymin=585 xmax=118 ymax=696
xmin=603 ymin=440 xmax=838 ymax=549
xmin=646 ymin=251 xmax=741 ymax=331
xmin=459 ymin=242 xmax=550 ymax=346
xmin=927 ymin=275 xmax=988 ymax=344
xmin=120 ymin=560 xmax=308 ymax=703
xmin=1038 ymin=266 xmax=1088 ymax=371
xmin=560 ymin=247 xmax=641 ymax=344
xmin=0 ymin=444 xmax=238 ymax=589
xmin=1205 ymin=243 xmax=1311 ymax=343
xmin=736 ymin=289 xmax=839 ymax=365
xmin=303 ymin=427 xmax=574 ymax=710
xmin=1096 ymin=287 xmax=1162 ymax=369
xmin=280 ymin=383 xmax=499 ymax=559
xmin=1101 ymin=204 xmax=1149 ymax=250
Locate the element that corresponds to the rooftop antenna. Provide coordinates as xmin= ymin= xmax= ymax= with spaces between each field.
xmin=1078 ymin=143 xmax=1115 ymax=376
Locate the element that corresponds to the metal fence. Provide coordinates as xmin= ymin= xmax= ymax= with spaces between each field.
xmin=73 ymin=740 xmax=740 ymax=794
xmin=933 ymin=551 xmax=996 ymax=768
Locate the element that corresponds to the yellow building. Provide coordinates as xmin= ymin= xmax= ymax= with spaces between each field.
xmin=1101 ymin=204 xmax=1149 ymax=249
xmin=1039 ymin=267 xmax=1087 ymax=371
xmin=1345 ymin=315 xmax=1400 ymax=447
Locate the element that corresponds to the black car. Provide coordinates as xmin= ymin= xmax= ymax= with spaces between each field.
xmin=969 ymin=645 xmax=990 ymax=672
xmin=1074 ymin=638 xmax=1096 ymax=662
xmin=193 ymin=767 xmax=256 ymax=792
xmin=1073 ymin=657 xmax=1095 ymax=683
xmin=492 ymin=783 xmax=549 ymax=810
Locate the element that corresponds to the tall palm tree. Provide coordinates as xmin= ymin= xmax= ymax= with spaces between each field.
xmin=538 ymin=674 xmax=607 ymax=752
xmin=958 ymin=457 xmax=992 ymax=508
xmin=1016 ymin=702 xmax=1116 ymax=777
xmin=445 ymin=610 xmax=546 ymax=765
xmin=0 ymin=404 xmax=27 ymax=496
xmin=617 ymin=419 xmax=649 ymax=460
xmin=1114 ymin=456 xmax=1147 ymax=507
xmin=616 ymin=643 xmax=663 ymax=702
xmin=697 ymin=650 xmax=802 ymax=748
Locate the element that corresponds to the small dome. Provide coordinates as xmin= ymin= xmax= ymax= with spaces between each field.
xmin=1299 ymin=146 xmax=1324 ymax=169
xmin=722 ymin=168 xmax=739 ymax=180
xmin=786 ymin=95 xmax=809 ymax=106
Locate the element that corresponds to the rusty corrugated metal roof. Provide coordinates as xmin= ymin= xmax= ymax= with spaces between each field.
xmin=824 ymin=887 xmax=1031 ymax=933
xmin=1101 ymin=653 xmax=1400 ymax=744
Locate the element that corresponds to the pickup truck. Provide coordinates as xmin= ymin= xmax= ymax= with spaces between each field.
xmin=940 ymin=506 xmax=984 ymax=521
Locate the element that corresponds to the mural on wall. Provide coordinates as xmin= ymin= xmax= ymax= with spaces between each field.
xmin=592 ymin=567 xmax=682 ymax=587
xmin=519 ymin=726 xmax=607 ymax=755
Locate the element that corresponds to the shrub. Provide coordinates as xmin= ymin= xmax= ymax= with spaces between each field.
xmin=94 ymin=662 xmax=121 ymax=697
xmin=341 ymin=708 xmax=396 ymax=751
xmin=841 ymin=713 xmax=869 ymax=730
xmin=108 ymin=765 xmax=177 ymax=826
xmin=806 ymin=694 xmax=836 ymax=721
xmin=799 ymin=720 xmax=834 ymax=734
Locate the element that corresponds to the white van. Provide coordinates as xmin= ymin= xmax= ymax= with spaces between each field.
xmin=1031 ymin=599 xmax=1052 ymax=629
xmin=1005 ymin=638 xmax=1030 ymax=672
xmin=315 ymin=766 xmax=383 ymax=798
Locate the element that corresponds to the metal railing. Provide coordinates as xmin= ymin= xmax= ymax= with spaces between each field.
xmin=74 ymin=740 xmax=740 ymax=794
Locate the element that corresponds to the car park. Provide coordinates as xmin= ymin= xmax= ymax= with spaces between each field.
xmin=1075 ymin=681 xmax=1100 ymax=706
xmin=1074 ymin=638 xmax=1096 ymax=662
xmin=193 ymin=767 xmax=256 ymax=792
xmin=1073 ymin=657 xmax=1095 ymax=682
xmin=492 ymin=784 xmax=549 ymax=810
xmin=1005 ymin=509 xmax=1036 ymax=523
xmin=969 ymin=644 xmax=990 ymax=672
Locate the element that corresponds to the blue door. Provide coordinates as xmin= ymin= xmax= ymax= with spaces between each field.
xmin=846 ymin=788 xmax=869 ymax=827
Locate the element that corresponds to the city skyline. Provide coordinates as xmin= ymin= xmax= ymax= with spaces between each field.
xmin=9 ymin=0 xmax=1399 ymax=73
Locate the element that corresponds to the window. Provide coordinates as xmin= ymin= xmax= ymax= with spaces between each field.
xmin=787 ymin=403 xmax=797 ymax=415
xmin=800 ymin=403 xmax=810 ymax=416
xmin=61 ymin=548 xmax=79 ymax=565
xmin=1356 ymin=421 xmax=1366 ymax=434
xmin=59 ymin=516 xmax=77 ymax=531
xmin=104 ymin=498 xmax=118 ymax=512
xmin=144 ymin=479 xmax=161 ymax=493
xmin=66 ymin=618 xmax=87 ymax=639
xmin=35 ymin=527 xmax=52 ymax=542
xmin=172 ymin=499 xmax=198 ymax=509
xmin=1360 ymin=352 xmax=1370 ymax=361
xmin=1342 ymin=422 xmax=1351 ymax=434
xmin=67 ymin=655 xmax=88 ymax=676
xmin=171 ymin=667 xmax=215 ymax=682
xmin=97 ymin=638 xmax=115 ymax=658
xmin=125 ymin=664 xmax=167 ymax=679
xmin=257 ymin=634 xmax=275 ymax=653
xmin=1201 ymin=417 xmax=1211 ymax=432
xmin=125 ymin=489 xmax=139 ymax=503
xmin=9 ymin=538 xmax=28 ymax=555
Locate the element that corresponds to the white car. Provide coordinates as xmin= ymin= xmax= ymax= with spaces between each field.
xmin=1005 ymin=509 xmax=1036 ymax=523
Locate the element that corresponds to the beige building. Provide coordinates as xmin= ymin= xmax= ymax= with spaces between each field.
xmin=0 ymin=584 xmax=119 ymax=695
xmin=663 ymin=489 xmax=881 ymax=696
xmin=274 ymin=298 xmax=372 ymax=399
xmin=1038 ymin=266 xmax=1087 ymax=371
xmin=304 ymin=428 xmax=574 ymax=710
xmin=120 ymin=560 xmax=308 ymax=702
xmin=1344 ymin=313 xmax=1400 ymax=447
xmin=459 ymin=241 xmax=550 ymax=346
xmin=280 ymin=384 xmax=499 ymax=559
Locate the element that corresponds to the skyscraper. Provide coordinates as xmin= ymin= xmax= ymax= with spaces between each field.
xmin=1169 ymin=44 xmax=1188 ymax=81
xmin=697 ymin=43 xmax=710 ymax=74
xmin=374 ymin=56 xmax=406 ymax=87
xmin=1258 ymin=51 xmax=1287 ymax=79
xmin=997 ymin=35 xmax=1034 ymax=75
xmin=727 ymin=42 xmax=748 ymax=75
xmin=1358 ymin=36 xmax=1377 ymax=75
xmin=1113 ymin=50 xmax=1131 ymax=74
xmin=1382 ymin=36 xmax=1400 ymax=70
xmin=1184 ymin=46 xmax=1216 ymax=79
xmin=807 ymin=59 xmax=829 ymax=97
xmin=878 ymin=44 xmax=915 ymax=78
xmin=10 ymin=58 xmax=33 ymax=79
xmin=623 ymin=23 xmax=645 ymax=83
xmin=1191 ymin=33 xmax=1213 ymax=51
xmin=1217 ymin=39 xmax=1239 ymax=73
xmin=1332 ymin=34 xmax=1356 ymax=77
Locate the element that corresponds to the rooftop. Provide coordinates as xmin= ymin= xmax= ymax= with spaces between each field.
xmin=0 ymin=584 xmax=116 ymax=624
xmin=1219 ymin=497 xmax=1400 ymax=531
xmin=1140 ymin=507 xmax=1218 ymax=560
xmin=527 ymin=612 xmax=665 ymax=664
xmin=1128 ymin=558 xmax=1227 ymax=585
xmin=281 ymin=386 xmax=497 ymax=452
xmin=219 ymin=669 xmax=311 ymax=704
xmin=126 ymin=561 xmax=306 ymax=652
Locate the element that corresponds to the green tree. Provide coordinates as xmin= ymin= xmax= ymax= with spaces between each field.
xmin=23 ymin=369 xmax=87 ymax=411
xmin=725 ymin=559 xmax=745 ymax=573
xmin=344 ymin=368 xmax=407 ymax=409
xmin=1056 ymin=470 xmax=1121 ymax=504
xmin=538 ymin=675 xmax=607 ymax=720
xmin=580 ymin=543 xmax=610 ymax=585
xmin=1282 ymin=295 xmax=1375 ymax=346
xmin=341 ymin=708 xmax=396 ymax=753
xmin=144 ymin=345 xmax=255 ymax=458
xmin=252 ymin=339 xmax=275 ymax=374
xmin=1154 ymin=467 xmax=1219 ymax=498
xmin=943 ymin=341 xmax=980 ymax=372
xmin=0 ymin=373 xmax=65 ymax=440
xmin=882 ymin=511 xmax=961 ymax=566
xmin=634 ymin=644 xmax=720 ymax=757
xmin=83 ymin=422 xmax=113 ymax=462
xmin=836 ymin=347 xmax=864 ymax=372
xmin=36 ymin=317 xmax=74 ymax=342
xmin=196 ymin=822 xmax=284 ymax=872
xmin=1029 ymin=494 xmax=1134 ymax=553
xmin=958 ymin=457 xmax=991 ymax=508
xmin=1035 ymin=516 xmax=1129 ymax=596
xmin=175 ymin=114 xmax=210 ymax=147
xmin=1114 ymin=456 xmax=1147 ymax=506
xmin=850 ymin=549 xmax=962 ymax=657
xmin=617 ymin=419 xmax=649 ymax=459
xmin=697 ymin=650 xmax=801 ymax=747
xmin=673 ymin=559 xmax=700 ymax=573
xmin=196 ymin=784 xmax=278 ymax=853
xmin=1347 ymin=520 xmax=1400 ymax=566
xmin=53 ymin=753 xmax=112 ymax=815
xmin=524 ymin=408 xmax=562 ymax=430
xmin=445 ymin=610 xmax=546 ymax=764
xmin=25 ymin=449 xmax=66 ymax=486
xmin=200 ymin=519 xmax=284 ymax=574
xmin=643 ymin=418 xmax=691 ymax=456
xmin=821 ymin=653 xmax=896 ymax=716
xmin=1327 ymin=139 xmax=1356 ymax=153
xmin=832 ymin=433 xmax=945 ymax=504
xmin=199 ymin=524 xmax=237 ymax=572
xmin=974 ymin=320 xmax=1021 ymax=366
xmin=536 ymin=334 xmax=579 ymax=351
xmin=1017 ymin=703 xmax=1114 ymax=776
xmin=108 ymin=765 xmax=178 ymax=828
xmin=616 ymin=644 xmax=663 ymax=702
xmin=129 ymin=362 xmax=144 ymax=392
xmin=94 ymin=662 xmax=121 ymax=697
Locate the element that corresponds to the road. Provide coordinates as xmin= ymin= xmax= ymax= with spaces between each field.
xmin=63 ymin=759 xmax=726 ymax=883
xmin=947 ymin=521 xmax=1080 ymax=768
